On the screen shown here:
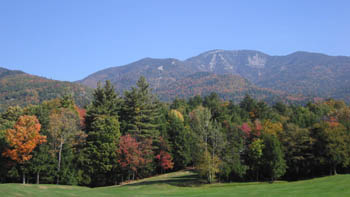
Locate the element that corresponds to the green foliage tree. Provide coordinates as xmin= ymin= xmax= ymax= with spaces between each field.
xmin=312 ymin=121 xmax=350 ymax=175
xmin=219 ymin=124 xmax=247 ymax=181
xmin=48 ymin=108 xmax=81 ymax=184
xmin=261 ymin=134 xmax=286 ymax=181
xmin=190 ymin=106 xmax=224 ymax=183
xmin=279 ymin=123 xmax=313 ymax=179
xmin=122 ymin=76 xmax=160 ymax=141
xmin=248 ymin=138 xmax=265 ymax=181
xmin=167 ymin=110 xmax=192 ymax=169
xmin=197 ymin=149 xmax=221 ymax=184
xmin=80 ymin=81 xmax=121 ymax=187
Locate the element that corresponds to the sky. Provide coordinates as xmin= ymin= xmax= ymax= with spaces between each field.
xmin=0 ymin=0 xmax=349 ymax=81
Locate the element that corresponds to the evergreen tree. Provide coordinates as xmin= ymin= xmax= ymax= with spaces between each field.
xmin=122 ymin=76 xmax=160 ymax=141
xmin=80 ymin=81 xmax=121 ymax=187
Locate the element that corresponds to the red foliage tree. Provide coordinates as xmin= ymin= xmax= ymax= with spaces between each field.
xmin=241 ymin=120 xmax=262 ymax=139
xmin=75 ymin=106 xmax=86 ymax=128
xmin=117 ymin=134 xmax=153 ymax=181
xmin=117 ymin=134 xmax=142 ymax=180
xmin=241 ymin=123 xmax=251 ymax=137
xmin=155 ymin=137 xmax=174 ymax=173
xmin=155 ymin=151 xmax=174 ymax=172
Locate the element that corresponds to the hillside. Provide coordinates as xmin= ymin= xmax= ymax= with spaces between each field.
xmin=77 ymin=58 xmax=197 ymax=91
xmin=0 ymin=67 xmax=93 ymax=111
xmin=79 ymin=50 xmax=350 ymax=102
xmin=0 ymin=171 xmax=349 ymax=197
xmin=155 ymin=72 xmax=297 ymax=103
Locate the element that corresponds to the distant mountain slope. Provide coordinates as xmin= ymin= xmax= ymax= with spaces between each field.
xmin=257 ymin=52 xmax=350 ymax=100
xmin=77 ymin=58 xmax=198 ymax=92
xmin=184 ymin=50 xmax=269 ymax=82
xmin=184 ymin=50 xmax=350 ymax=101
xmin=0 ymin=67 xmax=93 ymax=111
xmin=0 ymin=67 xmax=25 ymax=78
xmin=155 ymin=72 xmax=297 ymax=103
xmin=78 ymin=50 xmax=350 ymax=102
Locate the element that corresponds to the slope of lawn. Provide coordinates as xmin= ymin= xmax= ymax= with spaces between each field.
xmin=1 ymin=170 xmax=350 ymax=197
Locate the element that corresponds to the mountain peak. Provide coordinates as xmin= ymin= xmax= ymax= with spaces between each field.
xmin=78 ymin=49 xmax=350 ymax=103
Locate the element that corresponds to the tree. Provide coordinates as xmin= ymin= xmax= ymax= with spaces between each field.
xmin=155 ymin=137 xmax=174 ymax=173
xmin=81 ymin=81 xmax=121 ymax=186
xmin=248 ymin=138 xmax=265 ymax=181
xmin=48 ymin=108 xmax=81 ymax=184
xmin=240 ymin=95 xmax=257 ymax=120
xmin=263 ymin=120 xmax=283 ymax=137
xmin=190 ymin=106 xmax=223 ymax=183
xmin=155 ymin=151 xmax=174 ymax=172
xmin=190 ymin=106 xmax=212 ymax=153
xmin=261 ymin=134 xmax=286 ymax=181
xmin=167 ymin=110 xmax=192 ymax=169
xmin=279 ymin=123 xmax=313 ymax=179
xmin=0 ymin=106 xmax=23 ymax=131
xmin=85 ymin=80 xmax=121 ymax=131
xmin=188 ymin=95 xmax=202 ymax=110
xmin=219 ymin=124 xmax=247 ymax=182
xmin=122 ymin=76 xmax=160 ymax=141
xmin=312 ymin=121 xmax=350 ymax=175
xmin=28 ymin=144 xmax=56 ymax=184
xmin=197 ymin=149 xmax=221 ymax=184
xmin=84 ymin=115 xmax=120 ymax=186
xmin=2 ymin=115 xmax=46 ymax=184
xmin=203 ymin=92 xmax=226 ymax=122
xmin=117 ymin=134 xmax=143 ymax=181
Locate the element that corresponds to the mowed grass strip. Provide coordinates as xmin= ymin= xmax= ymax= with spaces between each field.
xmin=1 ymin=171 xmax=349 ymax=197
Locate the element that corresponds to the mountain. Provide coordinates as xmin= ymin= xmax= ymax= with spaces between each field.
xmin=155 ymin=72 xmax=293 ymax=103
xmin=79 ymin=50 xmax=350 ymax=102
xmin=184 ymin=50 xmax=350 ymax=101
xmin=0 ymin=67 xmax=25 ymax=78
xmin=0 ymin=67 xmax=93 ymax=111
xmin=78 ymin=58 xmax=197 ymax=91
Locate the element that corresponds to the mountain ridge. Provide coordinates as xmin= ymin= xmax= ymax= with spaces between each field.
xmin=0 ymin=67 xmax=93 ymax=111
xmin=78 ymin=49 xmax=350 ymax=102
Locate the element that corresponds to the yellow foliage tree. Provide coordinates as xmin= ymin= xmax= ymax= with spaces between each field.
xmin=263 ymin=120 xmax=283 ymax=136
xmin=169 ymin=109 xmax=184 ymax=122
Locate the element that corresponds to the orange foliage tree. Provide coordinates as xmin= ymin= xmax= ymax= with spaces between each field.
xmin=2 ymin=115 xmax=46 ymax=184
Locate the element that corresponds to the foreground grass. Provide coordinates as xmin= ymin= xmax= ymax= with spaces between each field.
xmin=1 ymin=171 xmax=350 ymax=197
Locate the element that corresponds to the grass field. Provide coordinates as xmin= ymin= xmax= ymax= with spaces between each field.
xmin=1 ymin=170 xmax=349 ymax=197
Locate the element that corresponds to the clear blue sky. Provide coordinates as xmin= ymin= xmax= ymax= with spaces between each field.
xmin=1 ymin=0 xmax=349 ymax=81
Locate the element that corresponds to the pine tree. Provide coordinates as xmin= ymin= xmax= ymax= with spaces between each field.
xmin=80 ymin=80 xmax=121 ymax=187
xmin=122 ymin=76 xmax=160 ymax=141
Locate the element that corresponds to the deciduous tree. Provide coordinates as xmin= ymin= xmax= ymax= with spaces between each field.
xmin=2 ymin=115 xmax=46 ymax=184
xmin=48 ymin=108 xmax=81 ymax=184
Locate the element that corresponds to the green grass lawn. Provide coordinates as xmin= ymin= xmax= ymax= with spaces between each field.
xmin=1 ymin=171 xmax=350 ymax=197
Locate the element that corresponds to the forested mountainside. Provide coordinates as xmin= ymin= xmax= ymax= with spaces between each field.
xmin=78 ymin=50 xmax=350 ymax=102
xmin=155 ymin=72 xmax=303 ymax=104
xmin=2 ymin=49 xmax=349 ymax=109
xmin=0 ymin=67 xmax=93 ymax=111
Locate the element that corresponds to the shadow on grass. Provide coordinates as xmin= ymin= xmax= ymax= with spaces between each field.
xmin=125 ymin=170 xmax=205 ymax=187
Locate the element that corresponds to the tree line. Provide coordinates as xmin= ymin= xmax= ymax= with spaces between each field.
xmin=0 ymin=76 xmax=350 ymax=186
